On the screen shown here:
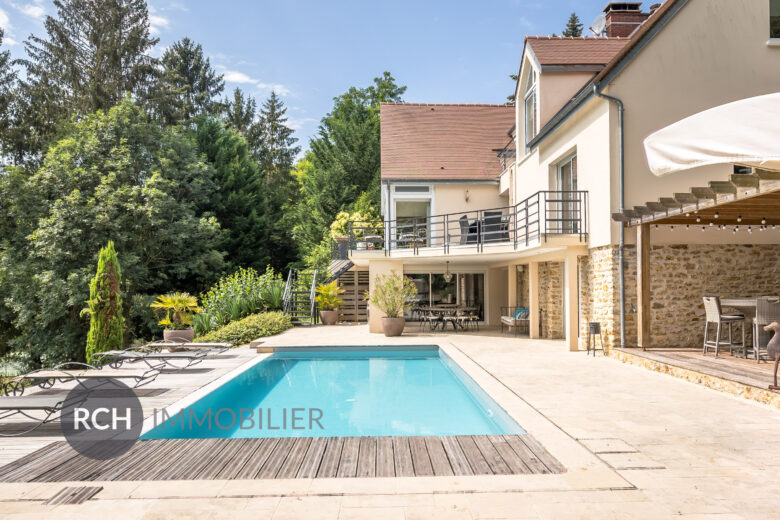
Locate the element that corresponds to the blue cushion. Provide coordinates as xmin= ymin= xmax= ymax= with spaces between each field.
xmin=513 ymin=307 xmax=529 ymax=319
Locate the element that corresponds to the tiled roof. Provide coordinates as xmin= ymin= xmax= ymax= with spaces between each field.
xmin=380 ymin=103 xmax=515 ymax=181
xmin=525 ymin=36 xmax=629 ymax=66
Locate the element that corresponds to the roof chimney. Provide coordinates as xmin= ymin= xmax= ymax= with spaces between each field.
xmin=603 ymin=2 xmax=650 ymax=37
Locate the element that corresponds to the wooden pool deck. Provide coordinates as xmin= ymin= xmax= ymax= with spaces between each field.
xmin=0 ymin=434 xmax=564 ymax=482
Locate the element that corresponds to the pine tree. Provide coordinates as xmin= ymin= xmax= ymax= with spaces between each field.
xmin=223 ymin=87 xmax=262 ymax=157
xmin=157 ymin=38 xmax=225 ymax=126
xmin=0 ymin=29 xmax=18 ymax=156
xmin=84 ymin=241 xmax=125 ymax=363
xmin=258 ymin=91 xmax=301 ymax=270
xmin=14 ymin=0 xmax=158 ymax=160
xmin=507 ymin=73 xmax=518 ymax=103
xmin=562 ymin=13 xmax=583 ymax=37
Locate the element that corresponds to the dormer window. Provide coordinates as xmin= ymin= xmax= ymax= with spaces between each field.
xmin=524 ymin=69 xmax=538 ymax=144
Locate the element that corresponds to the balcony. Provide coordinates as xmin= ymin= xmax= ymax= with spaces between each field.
xmin=347 ymin=190 xmax=588 ymax=259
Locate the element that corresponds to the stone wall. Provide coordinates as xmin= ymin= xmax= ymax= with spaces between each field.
xmin=647 ymin=244 xmax=780 ymax=348
xmin=539 ymin=261 xmax=564 ymax=339
xmin=578 ymin=245 xmax=637 ymax=351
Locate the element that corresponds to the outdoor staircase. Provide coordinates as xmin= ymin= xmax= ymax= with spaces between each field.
xmin=283 ymin=268 xmax=318 ymax=325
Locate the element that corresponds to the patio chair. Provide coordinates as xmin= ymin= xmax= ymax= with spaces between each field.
xmin=483 ymin=211 xmax=504 ymax=243
xmin=764 ymin=322 xmax=780 ymax=390
xmin=91 ymin=347 xmax=208 ymax=370
xmin=1 ymin=362 xmax=161 ymax=396
xmin=458 ymin=215 xmax=470 ymax=245
xmin=702 ymin=296 xmax=745 ymax=358
xmin=500 ymin=307 xmax=529 ymax=336
xmin=752 ymin=297 xmax=780 ymax=363
xmin=0 ymin=395 xmax=79 ymax=437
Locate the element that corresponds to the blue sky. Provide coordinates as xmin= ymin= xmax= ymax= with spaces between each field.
xmin=0 ymin=0 xmax=611 ymax=151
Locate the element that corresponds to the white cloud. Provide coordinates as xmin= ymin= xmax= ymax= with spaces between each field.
xmin=149 ymin=14 xmax=170 ymax=34
xmin=4 ymin=35 xmax=19 ymax=45
xmin=11 ymin=1 xmax=46 ymax=21
xmin=0 ymin=8 xmax=12 ymax=29
xmin=287 ymin=117 xmax=317 ymax=131
xmin=219 ymin=66 xmax=291 ymax=97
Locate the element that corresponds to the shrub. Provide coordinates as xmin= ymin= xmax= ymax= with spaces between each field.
xmin=150 ymin=292 xmax=201 ymax=330
xmin=195 ymin=311 xmax=292 ymax=345
xmin=260 ymin=278 xmax=286 ymax=311
xmin=201 ymin=267 xmax=284 ymax=326
xmin=83 ymin=241 xmax=124 ymax=363
xmin=368 ymin=270 xmax=417 ymax=318
xmin=315 ymin=280 xmax=344 ymax=310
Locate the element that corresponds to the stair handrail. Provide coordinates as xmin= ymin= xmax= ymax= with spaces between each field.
xmin=282 ymin=269 xmax=295 ymax=314
xmin=308 ymin=269 xmax=318 ymax=324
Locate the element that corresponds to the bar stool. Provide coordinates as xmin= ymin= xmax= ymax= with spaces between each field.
xmin=702 ymin=296 xmax=745 ymax=357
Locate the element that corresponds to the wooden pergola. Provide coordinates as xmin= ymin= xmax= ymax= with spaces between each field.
xmin=612 ymin=171 xmax=780 ymax=349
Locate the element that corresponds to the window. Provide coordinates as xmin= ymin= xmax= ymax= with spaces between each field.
xmin=556 ymin=154 xmax=578 ymax=233
xmin=771 ymin=0 xmax=780 ymax=38
xmin=394 ymin=185 xmax=430 ymax=193
xmin=523 ymin=69 xmax=537 ymax=144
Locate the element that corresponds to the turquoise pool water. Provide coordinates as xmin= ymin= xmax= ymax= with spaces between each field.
xmin=142 ymin=346 xmax=524 ymax=439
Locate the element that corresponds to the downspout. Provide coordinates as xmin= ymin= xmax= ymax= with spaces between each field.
xmin=593 ymin=83 xmax=626 ymax=349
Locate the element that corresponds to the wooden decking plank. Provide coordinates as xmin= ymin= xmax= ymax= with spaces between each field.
xmin=153 ymin=438 xmax=222 ymax=480
xmin=392 ymin=436 xmax=414 ymax=477
xmin=356 ymin=437 xmax=376 ymax=478
xmin=233 ymin=439 xmax=279 ymax=479
xmin=256 ymin=437 xmax=296 ymax=479
xmin=473 ymin=436 xmax=512 ymax=475
xmin=296 ymin=437 xmax=328 ymax=478
xmin=456 ymin=436 xmax=491 ymax=475
xmin=375 ymin=437 xmax=394 ymax=477
xmin=9 ymin=442 xmax=80 ymax=483
xmin=134 ymin=439 xmax=204 ymax=481
xmin=488 ymin=435 xmax=531 ymax=474
xmin=336 ymin=437 xmax=360 ymax=478
xmin=33 ymin=440 xmax=127 ymax=482
xmin=66 ymin=439 xmax=153 ymax=481
xmin=518 ymin=435 xmax=565 ymax=474
xmin=503 ymin=435 xmax=548 ymax=474
xmin=196 ymin=439 xmax=247 ymax=480
xmin=213 ymin=439 xmax=257 ymax=480
xmin=424 ymin=437 xmax=454 ymax=476
xmin=109 ymin=439 xmax=190 ymax=481
xmin=408 ymin=437 xmax=433 ymax=476
xmin=0 ymin=441 xmax=64 ymax=482
xmin=175 ymin=438 xmax=234 ymax=480
xmin=276 ymin=437 xmax=312 ymax=479
xmin=441 ymin=436 xmax=473 ymax=476
xmin=316 ymin=437 xmax=343 ymax=478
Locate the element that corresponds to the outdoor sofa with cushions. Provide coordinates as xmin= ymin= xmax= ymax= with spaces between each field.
xmin=500 ymin=307 xmax=530 ymax=335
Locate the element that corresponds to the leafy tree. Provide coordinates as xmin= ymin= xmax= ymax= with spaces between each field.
xmin=223 ymin=87 xmax=262 ymax=155
xmin=0 ymin=29 xmax=17 ymax=152
xmin=562 ymin=13 xmax=583 ymax=37
xmin=293 ymin=72 xmax=405 ymax=262
xmin=258 ymin=91 xmax=301 ymax=270
xmin=84 ymin=241 xmax=125 ymax=363
xmin=195 ymin=117 xmax=270 ymax=271
xmin=0 ymin=99 xmax=225 ymax=364
xmin=157 ymin=38 xmax=225 ymax=126
xmin=11 ymin=0 xmax=158 ymax=161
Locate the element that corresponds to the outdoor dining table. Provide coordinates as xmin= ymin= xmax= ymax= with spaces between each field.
xmin=721 ymin=297 xmax=780 ymax=356
xmin=419 ymin=305 xmax=478 ymax=331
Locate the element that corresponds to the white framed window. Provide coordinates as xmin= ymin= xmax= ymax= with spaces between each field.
xmin=772 ymin=0 xmax=780 ymax=38
xmin=523 ymin=69 xmax=538 ymax=144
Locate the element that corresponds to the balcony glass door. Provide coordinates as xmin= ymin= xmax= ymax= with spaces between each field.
xmin=556 ymin=154 xmax=578 ymax=233
xmin=395 ymin=200 xmax=430 ymax=248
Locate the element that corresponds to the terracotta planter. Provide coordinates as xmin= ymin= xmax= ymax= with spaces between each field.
xmin=319 ymin=309 xmax=339 ymax=325
xmin=163 ymin=328 xmax=194 ymax=343
xmin=381 ymin=317 xmax=406 ymax=337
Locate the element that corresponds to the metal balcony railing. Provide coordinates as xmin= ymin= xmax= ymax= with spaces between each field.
xmin=347 ymin=190 xmax=588 ymax=255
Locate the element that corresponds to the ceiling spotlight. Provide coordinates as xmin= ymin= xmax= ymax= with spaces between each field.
xmin=685 ymin=212 xmax=690 ymax=217
xmin=670 ymin=225 xmax=674 ymax=230
xmin=714 ymin=212 xmax=719 ymax=219
xmin=709 ymin=221 xmax=714 ymax=226
xmin=696 ymin=216 xmax=701 ymax=223
xmin=732 ymin=228 xmax=737 ymax=234
xmin=748 ymin=226 xmax=753 ymax=233
xmin=686 ymin=224 xmax=690 ymax=229
xmin=701 ymin=226 xmax=705 ymax=232
xmin=737 ymin=215 xmax=743 ymax=223
xmin=761 ymin=217 xmax=767 ymax=225
xmin=735 ymin=225 xmax=740 ymax=232
xmin=654 ymin=224 xmax=659 ymax=229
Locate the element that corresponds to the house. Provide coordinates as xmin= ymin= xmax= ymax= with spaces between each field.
xmin=347 ymin=0 xmax=780 ymax=351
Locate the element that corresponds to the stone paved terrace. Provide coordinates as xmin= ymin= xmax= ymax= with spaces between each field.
xmin=1 ymin=324 xmax=779 ymax=519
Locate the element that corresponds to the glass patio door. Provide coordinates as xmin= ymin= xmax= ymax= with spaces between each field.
xmin=395 ymin=200 xmax=430 ymax=248
xmin=556 ymin=154 xmax=578 ymax=233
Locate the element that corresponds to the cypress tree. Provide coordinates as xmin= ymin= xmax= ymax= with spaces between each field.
xmin=562 ymin=13 xmax=584 ymax=37
xmin=85 ymin=241 xmax=125 ymax=363
xmin=223 ymin=87 xmax=262 ymax=157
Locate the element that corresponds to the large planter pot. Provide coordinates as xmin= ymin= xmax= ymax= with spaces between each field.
xmin=381 ymin=317 xmax=406 ymax=337
xmin=319 ymin=309 xmax=339 ymax=325
xmin=163 ymin=328 xmax=194 ymax=343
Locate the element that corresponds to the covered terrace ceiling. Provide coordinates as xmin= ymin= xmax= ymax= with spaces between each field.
xmin=612 ymin=170 xmax=780 ymax=227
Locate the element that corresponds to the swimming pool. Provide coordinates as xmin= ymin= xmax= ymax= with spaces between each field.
xmin=143 ymin=346 xmax=524 ymax=439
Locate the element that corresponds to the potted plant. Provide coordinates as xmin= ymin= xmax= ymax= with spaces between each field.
xmin=150 ymin=292 xmax=202 ymax=343
xmin=368 ymin=270 xmax=418 ymax=336
xmin=315 ymin=280 xmax=344 ymax=325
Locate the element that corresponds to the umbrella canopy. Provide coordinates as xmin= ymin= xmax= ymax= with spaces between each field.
xmin=643 ymin=92 xmax=780 ymax=176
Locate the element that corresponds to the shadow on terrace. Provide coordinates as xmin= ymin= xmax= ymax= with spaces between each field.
xmin=347 ymin=190 xmax=589 ymax=255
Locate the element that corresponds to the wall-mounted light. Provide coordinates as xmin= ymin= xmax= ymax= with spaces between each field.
xmin=464 ymin=189 xmax=470 ymax=202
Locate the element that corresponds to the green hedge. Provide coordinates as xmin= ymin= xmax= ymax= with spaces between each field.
xmin=195 ymin=311 xmax=292 ymax=345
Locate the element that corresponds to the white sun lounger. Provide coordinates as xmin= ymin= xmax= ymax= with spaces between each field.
xmin=0 ymin=395 xmax=82 ymax=436
xmin=2 ymin=363 xmax=160 ymax=396
xmin=91 ymin=349 xmax=208 ymax=369
xmin=146 ymin=340 xmax=233 ymax=353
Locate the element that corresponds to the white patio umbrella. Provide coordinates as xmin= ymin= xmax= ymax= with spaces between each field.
xmin=643 ymin=92 xmax=780 ymax=176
